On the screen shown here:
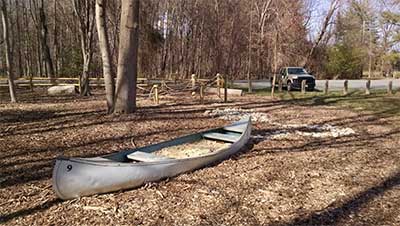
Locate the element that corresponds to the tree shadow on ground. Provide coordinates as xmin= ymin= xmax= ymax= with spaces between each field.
xmin=0 ymin=198 xmax=62 ymax=224
xmin=277 ymin=170 xmax=400 ymax=226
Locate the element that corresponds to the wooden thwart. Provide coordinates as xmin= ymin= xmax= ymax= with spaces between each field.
xmin=127 ymin=151 xmax=172 ymax=162
xmin=203 ymin=132 xmax=241 ymax=143
xmin=223 ymin=122 xmax=248 ymax=133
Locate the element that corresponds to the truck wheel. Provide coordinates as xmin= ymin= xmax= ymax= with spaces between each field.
xmin=287 ymin=81 xmax=292 ymax=92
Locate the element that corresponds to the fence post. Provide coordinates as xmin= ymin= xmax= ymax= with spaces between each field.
xmin=191 ymin=74 xmax=196 ymax=89
xmin=271 ymin=74 xmax=276 ymax=98
xmin=224 ymin=74 xmax=228 ymax=103
xmin=366 ymin=80 xmax=371 ymax=95
xmin=153 ymin=84 xmax=159 ymax=104
xmin=29 ymin=75 xmax=34 ymax=91
xmin=343 ymin=80 xmax=348 ymax=95
xmin=388 ymin=81 xmax=393 ymax=95
xmin=200 ymin=83 xmax=204 ymax=104
xmin=248 ymin=75 xmax=252 ymax=93
xmin=278 ymin=79 xmax=283 ymax=92
xmin=301 ymin=80 xmax=306 ymax=94
xmin=324 ymin=80 xmax=329 ymax=95
xmin=216 ymin=73 xmax=221 ymax=98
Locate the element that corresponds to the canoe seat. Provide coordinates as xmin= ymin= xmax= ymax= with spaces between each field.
xmin=223 ymin=122 xmax=247 ymax=133
xmin=203 ymin=132 xmax=241 ymax=143
xmin=127 ymin=151 xmax=172 ymax=162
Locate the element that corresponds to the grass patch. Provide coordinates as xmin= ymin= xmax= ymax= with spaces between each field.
xmin=255 ymin=89 xmax=400 ymax=118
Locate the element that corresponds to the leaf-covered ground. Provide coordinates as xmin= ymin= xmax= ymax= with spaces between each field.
xmin=1 ymin=88 xmax=399 ymax=225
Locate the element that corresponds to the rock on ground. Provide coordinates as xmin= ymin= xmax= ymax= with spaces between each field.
xmin=48 ymin=85 xmax=77 ymax=96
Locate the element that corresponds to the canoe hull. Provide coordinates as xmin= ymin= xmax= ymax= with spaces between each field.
xmin=53 ymin=118 xmax=251 ymax=200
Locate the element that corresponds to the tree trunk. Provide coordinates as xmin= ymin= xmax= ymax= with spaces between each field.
xmin=53 ymin=0 xmax=58 ymax=76
xmin=72 ymin=0 xmax=95 ymax=96
xmin=247 ymin=8 xmax=252 ymax=93
xmin=114 ymin=0 xmax=139 ymax=114
xmin=96 ymin=0 xmax=115 ymax=113
xmin=15 ymin=0 xmax=24 ymax=77
xmin=39 ymin=5 xmax=55 ymax=80
xmin=1 ymin=0 xmax=17 ymax=102
xmin=80 ymin=53 xmax=91 ymax=96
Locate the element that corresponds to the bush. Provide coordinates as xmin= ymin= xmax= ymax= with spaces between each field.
xmin=324 ymin=44 xmax=363 ymax=79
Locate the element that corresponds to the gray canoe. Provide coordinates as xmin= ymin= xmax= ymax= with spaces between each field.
xmin=52 ymin=117 xmax=251 ymax=200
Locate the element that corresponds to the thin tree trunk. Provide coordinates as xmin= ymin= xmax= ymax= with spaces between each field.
xmin=114 ymin=0 xmax=140 ymax=114
xmin=271 ymin=29 xmax=278 ymax=97
xmin=247 ymin=8 xmax=252 ymax=93
xmin=53 ymin=0 xmax=58 ymax=75
xmin=39 ymin=4 xmax=55 ymax=80
xmin=72 ymin=0 xmax=95 ymax=96
xmin=96 ymin=0 xmax=115 ymax=113
xmin=15 ymin=0 xmax=24 ymax=77
xmin=1 ymin=0 xmax=17 ymax=102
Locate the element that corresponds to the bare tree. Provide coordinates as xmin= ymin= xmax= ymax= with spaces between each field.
xmin=114 ymin=0 xmax=140 ymax=114
xmin=28 ymin=0 xmax=55 ymax=80
xmin=39 ymin=2 xmax=55 ymax=79
xmin=304 ymin=0 xmax=340 ymax=67
xmin=1 ymin=0 xmax=17 ymax=102
xmin=72 ymin=0 xmax=96 ymax=96
xmin=96 ymin=0 xmax=115 ymax=113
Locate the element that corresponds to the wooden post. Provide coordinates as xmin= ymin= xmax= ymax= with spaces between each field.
xmin=366 ymin=80 xmax=371 ymax=95
xmin=301 ymin=80 xmax=306 ymax=94
xmin=216 ymin=73 xmax=221 ymax=97
xmin=29 ymin=75 xmax=34 ymax=91
xmin=200 ymin=83 xmax=204 ymax=104
xmin=248 ymin=78 xmax=252 ymax=93
xmin=343 ymin=80 xmax=348 ymax=95
xmin=161 ymin=80 xmax=165 ymax=91
xmin=78 ymin=77 xmax=81 ymax=93
xmin=153 ymin=84 xmax=159 ymax=104
xmin=388 ymin=81 xmax=393 ymax=95
xmin=271 ymin=74 xmax=276 ymax=98
xmin=191 ymin=74 xmax=196 ymax=89
xmin=278 ymin=79 xmax=283 ymax=92
xmin=324 ymin=80 xmax=329 ymax=95
xmin=224 ymin=74 xmax=228 ymax=103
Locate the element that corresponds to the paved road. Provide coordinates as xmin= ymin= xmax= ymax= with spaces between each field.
xmin=233 ymin=79 xmax=400 ymax=91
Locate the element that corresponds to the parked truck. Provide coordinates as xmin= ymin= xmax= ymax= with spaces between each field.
xmin=271 ymin=67 xmax=316 ymax=91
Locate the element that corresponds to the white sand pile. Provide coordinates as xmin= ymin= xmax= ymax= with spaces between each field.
xmin=204 ymin=108 xmax=269 ymax=122
xmin=255 ymin=124 xmax=356 ymax=140
xmin=204 ymin=108 xmax=356 ymax=139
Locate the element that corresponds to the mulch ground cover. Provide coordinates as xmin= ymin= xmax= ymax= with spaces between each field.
xmin=1 ymin=88 xmax=399 ymax=225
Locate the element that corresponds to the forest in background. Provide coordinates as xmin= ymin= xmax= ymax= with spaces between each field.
xmin=0 ymin=0 xmax=399 ymax=82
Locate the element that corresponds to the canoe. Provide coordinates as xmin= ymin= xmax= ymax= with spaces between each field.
xmin=52 ymin=117 xmax=251 ymax=200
